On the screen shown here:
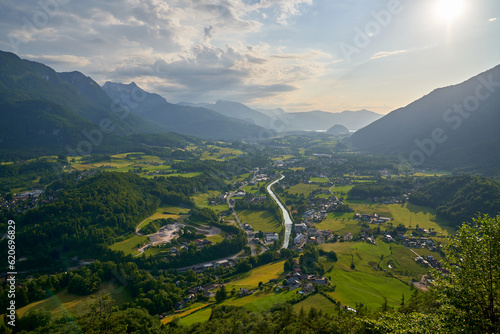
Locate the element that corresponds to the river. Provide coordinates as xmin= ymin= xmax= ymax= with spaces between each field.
xmin=266 ymin=175 xmax=293 ymax=249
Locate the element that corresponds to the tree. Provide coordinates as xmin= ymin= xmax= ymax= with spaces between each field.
xmin=215 ymin=285 xmax=227 ymax=303
xmin=435 ymin=215 xmax=500 ymax=332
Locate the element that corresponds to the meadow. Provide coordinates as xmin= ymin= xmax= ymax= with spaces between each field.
xmin=293 ymin=293 xmax=338 ymax=315
xmin=287 ymin=183 xmax=322 ymax=197
xmin=225 ymin=260 xmax=286 ymax=290
xmin=109 ymin=235 xmax=149 ymax=256
xmin=326 ymin=270 xmax=411 ymax=310
xmin=237 ymin=210 xmax=282 ymax=233
xmin=13 ymin=282 xmax=133 ymax=319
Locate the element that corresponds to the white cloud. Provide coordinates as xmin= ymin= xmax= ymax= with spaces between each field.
xmin=370 ymin=50 xmax=408 ymax=60
xmin=489 ymin=18 xmax=497 ymax=22
xmin=20 ymin=54 xmax=91 ymax=67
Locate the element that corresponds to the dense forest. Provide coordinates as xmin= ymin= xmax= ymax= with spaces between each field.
xmin=1 ymin=171 xmax=231 ymax=270
xmin=409 ymin=176 xmax=500 ymax=226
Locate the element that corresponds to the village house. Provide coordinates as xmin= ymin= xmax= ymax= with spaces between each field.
xmin=264 ymin=232 xmax=279 ymax=243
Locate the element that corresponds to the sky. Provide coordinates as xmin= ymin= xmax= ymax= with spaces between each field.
xmin=0 ymin=0 xmax=499 ymax=114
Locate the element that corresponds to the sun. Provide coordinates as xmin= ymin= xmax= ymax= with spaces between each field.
xmin=435 ymin=0 xmax=465 ymax=21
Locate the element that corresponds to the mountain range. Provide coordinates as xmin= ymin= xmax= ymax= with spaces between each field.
xmin=350 ymin=64 xmax=500 ymax=173
xmin=0 ymin=50 xmax=275 ymax=156
xmin=181 ymin=101 xmax=382 ymax=132
xmin=102 ymin=82 xmax=273 ymax=141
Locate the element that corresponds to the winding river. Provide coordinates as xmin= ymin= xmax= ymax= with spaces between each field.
xmin=266 ymin=175 xmax=293 ymax=249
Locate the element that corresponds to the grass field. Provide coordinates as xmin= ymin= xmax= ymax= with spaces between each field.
xmin=179 ymin=290 xmax=297 ymax=325
xmin=192 ymin=191 xmax=229 ymax=213
xmin=14 ymin=282 xmax=133 ymax=319
xmin=346 ymin=202 xmax=455 ymax=235
xmin=293 ymin=293 xmax=338 ymax=315
xmin=310 ymin=177 xmax=330 ymax=183
xmin=109 ymin=235 xmax=148 ymax=255
xmin=237 ymin=210 xmax=282 ymax=233
xmin=226 ymin=260 xmax=286 ymax=291
xmin=326 ymin=270 xmax=411 ymax=310
xmin=161 ymin=303 xmax=212 ymax=324
xmin=225 ymin=290 xmax=297 ymax=313
xmin=179 ymin=307 xmax=213 ymax=326
xmin=206 ymin=234 xmax=225 ymax=244
xmin=287 ymin=183 xmax=321 ymax=197
xmin=330 ymin=185 xmax=354 ymax=196
xmin=412 ymin=170 xmax=452 ymax=177
xmin=320 ymin=237 xmax=430 ymax=278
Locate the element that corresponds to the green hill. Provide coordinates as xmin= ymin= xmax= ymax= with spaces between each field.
xmin=409 ymin=176 xmax=500 ymax=226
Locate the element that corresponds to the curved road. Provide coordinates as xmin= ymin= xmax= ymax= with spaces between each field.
xmin=266 ymin=175 xmax=293 ymax=249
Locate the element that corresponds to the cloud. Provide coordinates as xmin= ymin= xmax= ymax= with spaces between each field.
xmin=489 ymin=18 xmax=497 ymax=22
xmin=20 ymin=54 xmax=91 ymax=67
xmin=370 ymin=50 xmax=408 ymax=60
xmin=0 ymin=0 xmax=319 ymax=104
xmin=256 ymin=0 xmax=312 ymax=25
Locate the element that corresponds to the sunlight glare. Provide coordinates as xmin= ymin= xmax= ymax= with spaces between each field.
xmin=435 ymin=0 xmax=465 ymax=22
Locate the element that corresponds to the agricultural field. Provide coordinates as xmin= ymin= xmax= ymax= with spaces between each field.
xmin=320 ymin=238 xmax=431 ymax=278
xmin=226 ymin=260 xmax=286 ymax=291
xmin=180 ymin=289 xmax=297 ymax=325
xmin=315 ymin=218 xmax=361 ymax=235
xmin=14 ymin=282 xmax=133 ymax=320
xmin=237 ymin=210 xmax=282 ymax=233
xmin=287 ymin=183 xmax=321 ymax=197
xmin=346 ymin=202 xmax=455 ymax=235
xmin=138 ymin=205 xmax=190 ymax=233
xmin=70 ymin=152 xmax=203 ymax=179
xmin=243 ymin=181 xmax=267 ymax=195
xmin=161 ymin=303 xmax=212 ymax=325
xmin=326 ymin=270 xmax=411 ymax=311
xmin=310 ymin=177 xmax=330 ymax=183
xmin=109 ymin=235 xmax=149 ymax=256
xmin=206 ymin=234 xmax=225 ymax=244
xmin=293 ymin=293 xmax=338 ymax=315
xmin=199 ymin=146 xmax=243 ymax=161
xmin=412 ymin=170 xmax=452 ymax=177
xmin=192 ymin=191 xmax=229 ymax=213
xmin=329 ymin=185 xmax=354 ymax=196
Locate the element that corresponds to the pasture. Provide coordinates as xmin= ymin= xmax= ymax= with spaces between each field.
xmin=293 ymin=293 xmax=338 ymax=315
xmin=14 ymin=282 xmax=133 ymax=319
xmin=237 ymin=210 xmax=282 ymax=233
xmin=226 ymin=260 xmax=286 ymax=290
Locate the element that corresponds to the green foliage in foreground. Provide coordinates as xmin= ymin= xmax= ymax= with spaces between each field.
xmin=4 ymin=215 xmax=499 ymax=333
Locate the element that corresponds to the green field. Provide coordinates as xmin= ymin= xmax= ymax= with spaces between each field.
xmin=327 ymin=270 xmax=411 ymax=311
xmin=330 ymin=185 xmax=354 ymax=196
xmin=225 ymin=290 xmax=297 ymax=313
xmin=179 ymin=290 xmax=297 ymax=326
xmin=320 ymin=238 xmax=430 ymax=278
xmin=206 ymin=234 xmax=225 ymax=244
xmin=192 ymin=191 xmax=229 ymax=213
xmin=412 ymin=170 xmax=452 ymax=177
xmin=287 ymin=183 xmax=321 ymax=196
xmin=138 ymin=205 xmax=190 ymax=233
xmin=161 ymin=303 xmax=212 ymax=324
xmin=109 ymin=235 xmax=148 ymax=255
xmin=237 ymin=210 xmax=282 ymax=233
xmin=310 ymin=177 xmax=329 ymax=183
xmin=14 ymin=282 xmax=133 ymax=319
xmin=346 ymin=202 xmax=455 ymax=235
xmin=293 ymin=293 xmax=338 ymax=315
xmin=226 ymin=260 xmax=286 ymax=291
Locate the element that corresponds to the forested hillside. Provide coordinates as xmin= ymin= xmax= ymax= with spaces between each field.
xmin=409 ymin=176 xmax=500 ymax=226
xmin=14 ymin=172 xmax=228 ymax=268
